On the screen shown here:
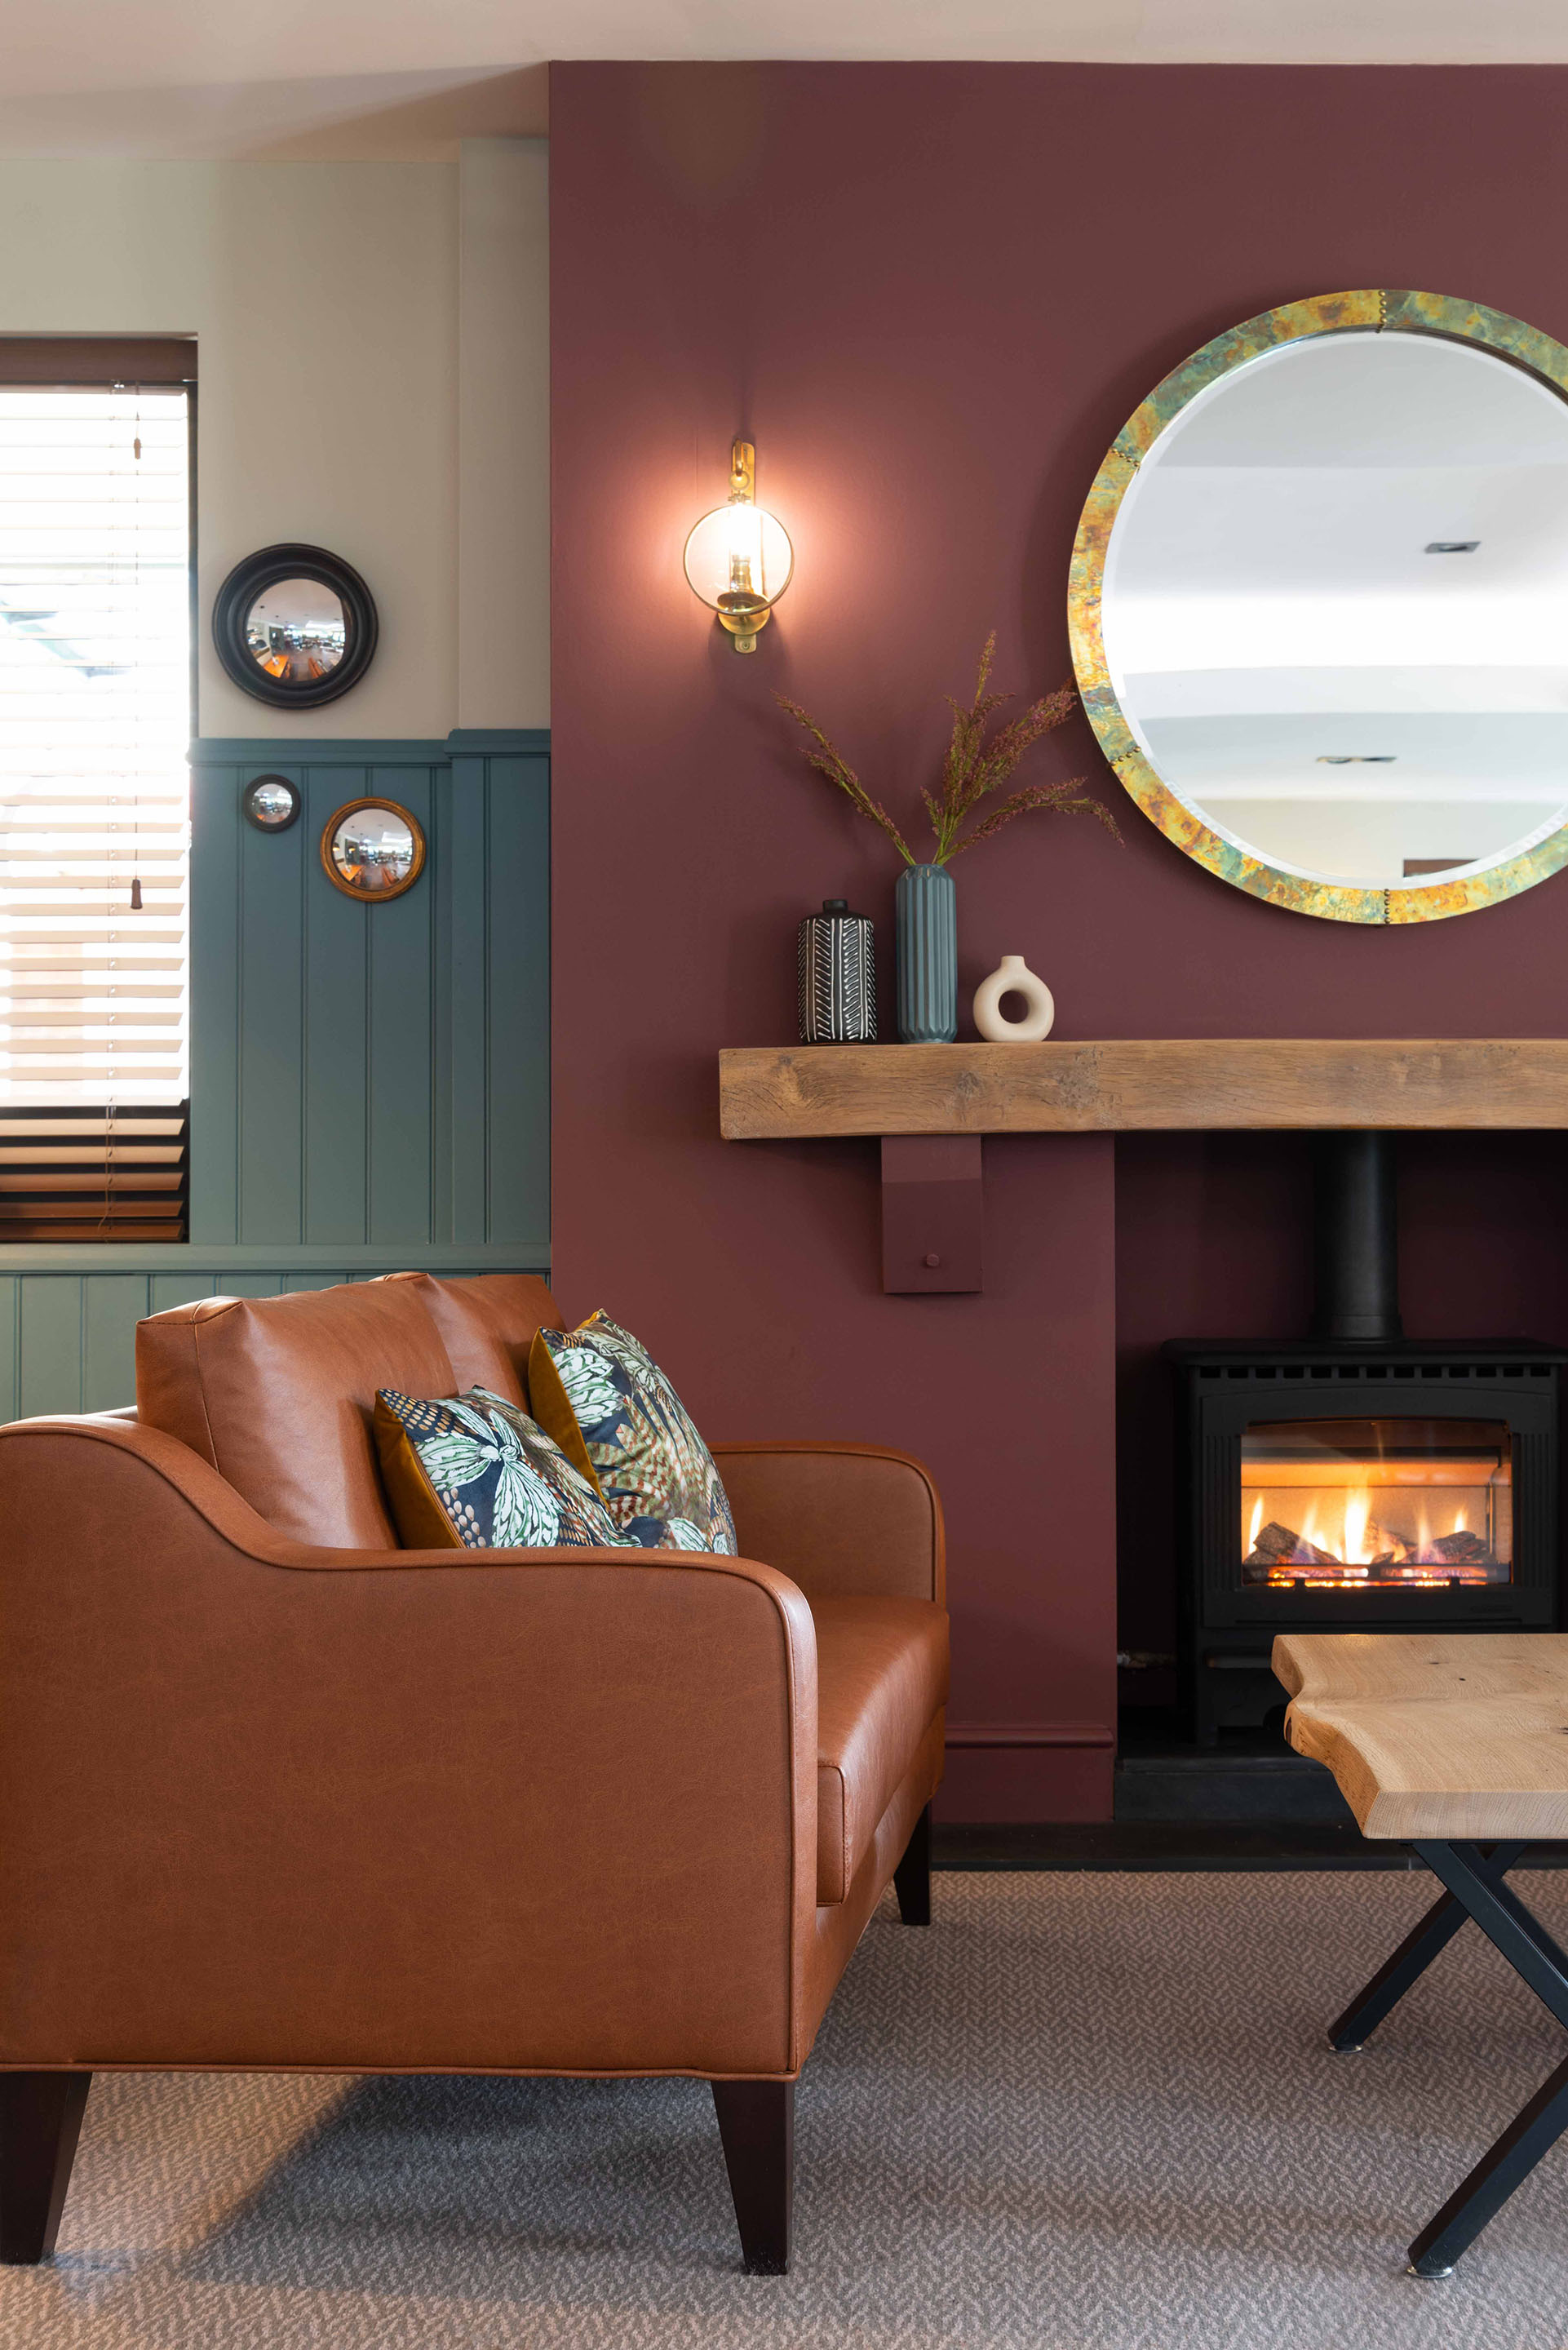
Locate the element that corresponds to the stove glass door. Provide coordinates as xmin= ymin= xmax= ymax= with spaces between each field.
xmin=1240 ymin=1417 xmax=1513 ymax=1591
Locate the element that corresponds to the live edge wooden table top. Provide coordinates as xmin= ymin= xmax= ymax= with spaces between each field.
xmin=1274 ymin=1631 xmax=1568 ymax=1841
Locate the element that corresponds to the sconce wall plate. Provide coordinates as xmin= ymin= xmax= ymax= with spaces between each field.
xmin=241 ymin=774 xmax=301 ymax=832
xmin=320 ymin=797 xmax=426 ymax=902
xmin=684 ymin=439 xmax=793 ymax=653
xmin=214 ymin=543 xmax=379 ymax=709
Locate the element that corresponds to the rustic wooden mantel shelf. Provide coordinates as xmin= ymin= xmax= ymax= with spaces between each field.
xmin=719 ymin=1039 xmax=1568 ymax=1141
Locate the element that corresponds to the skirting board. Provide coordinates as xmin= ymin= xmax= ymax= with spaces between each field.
xmin=946 ymin=1721 xmax=1115 ymax=1749
xmin=939 ymin=1740 xmax=1115 ymax=1824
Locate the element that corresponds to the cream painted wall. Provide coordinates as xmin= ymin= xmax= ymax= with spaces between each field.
xmin=458 ymin=140 xmax=549 ymax=729
xmin=0 ymin=152 xmax=551 ymax=736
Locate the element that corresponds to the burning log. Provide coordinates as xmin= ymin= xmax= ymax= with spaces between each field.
xmin=1242 ymin=1514 xmax=1499 ymax=1586
xmin=1242 ymin=1520 xmax=1342 ymax=1581
xmin=1431 ymin=1530 xmax=1491 ymax=1568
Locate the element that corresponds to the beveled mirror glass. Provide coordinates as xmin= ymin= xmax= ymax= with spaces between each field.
xmin=244 ymin=579 xmax=346 ymax=685
xmin=1070 ymin=292 xmax=1568 ymax=922
xmin=321 ymin=798 xmax=425 ymax=901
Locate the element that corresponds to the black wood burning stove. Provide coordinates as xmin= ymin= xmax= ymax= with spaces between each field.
xmin=1167 ymin=1135 xmax=1563 ymax=1745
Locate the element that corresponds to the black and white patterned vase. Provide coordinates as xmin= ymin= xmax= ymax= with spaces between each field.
xmin=797 ymin=899 xmax=876 ymax=1044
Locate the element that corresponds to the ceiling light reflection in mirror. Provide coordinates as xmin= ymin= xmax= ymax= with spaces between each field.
xmin=1101 ymin=330 xmax=1568 ymax=892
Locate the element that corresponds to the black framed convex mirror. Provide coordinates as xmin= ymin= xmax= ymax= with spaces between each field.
xmin=213 ymin=543 xmax=378 ymax=710
xmin=241 ymin=774 xmax=301 ymax=831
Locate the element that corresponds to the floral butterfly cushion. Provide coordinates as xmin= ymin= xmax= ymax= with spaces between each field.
xmin=374 ymin=1387 xmax=716 ymax=1554
xmin=374 ymin=1387 xmax=626 ymax=1550
xmin=528 ymin=1312 xmax=737 ymax=1555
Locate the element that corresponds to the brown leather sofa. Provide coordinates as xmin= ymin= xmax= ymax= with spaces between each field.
xmin=0 ymin=1272 xmax=947 ymax=2275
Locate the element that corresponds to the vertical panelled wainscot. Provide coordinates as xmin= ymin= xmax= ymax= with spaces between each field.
xmin=0 ymin=732 xmax=550 ymax=1417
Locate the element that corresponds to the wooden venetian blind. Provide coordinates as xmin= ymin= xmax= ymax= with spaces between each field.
xmin=0 ymin=1102 xmax=188 ymax=1240
xmin=0 ymin=341 xmax=194 ymax=1119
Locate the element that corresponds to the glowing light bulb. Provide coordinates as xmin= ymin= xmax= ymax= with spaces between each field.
xmin=724 ymin=502 xmax=763 ymax=587
xmin=684 ymin=439 xmax=794 ymax=654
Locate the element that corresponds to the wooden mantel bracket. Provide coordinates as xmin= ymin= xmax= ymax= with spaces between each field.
xmin=880 ymin=1137 xmax=982 ymax=1293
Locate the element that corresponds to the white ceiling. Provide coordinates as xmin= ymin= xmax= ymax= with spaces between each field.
xmin=5 ymin=0 xmax=1568 ymax=159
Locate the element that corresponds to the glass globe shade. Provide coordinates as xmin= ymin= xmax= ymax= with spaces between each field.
xmin=683 ymin=500 xmax=794 ymax=622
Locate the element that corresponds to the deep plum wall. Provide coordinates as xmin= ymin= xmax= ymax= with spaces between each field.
xmin=551 ymin=62 xmax=1568 ymax=1820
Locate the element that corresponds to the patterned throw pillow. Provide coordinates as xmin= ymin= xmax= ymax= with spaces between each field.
xmin=374 ymin=1387 xmax=631 ymax=1552
xmin=528 ymin=1313 xmax=737 ymax=1555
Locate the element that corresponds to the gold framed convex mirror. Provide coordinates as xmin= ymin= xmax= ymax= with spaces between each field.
xmin=320 ymin=799 xmax=426 ymax=901
xmin=1070 ymin=291 xmax=1568 ymax=922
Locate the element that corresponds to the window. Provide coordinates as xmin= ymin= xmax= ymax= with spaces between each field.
xmin=0 ymin=339 xmax=194 ymax=1238
xmin=0 ymin=340 xmax=193 ymax=1106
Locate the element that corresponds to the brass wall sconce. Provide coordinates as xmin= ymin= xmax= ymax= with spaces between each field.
xmin=683 ymin=439 xmax=793 ymax=653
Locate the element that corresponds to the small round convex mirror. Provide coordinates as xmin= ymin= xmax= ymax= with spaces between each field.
xmin=320 ymin=798 xmax=426 ymax=902
xmin=241 ymin=774 xmax=301 ymax=832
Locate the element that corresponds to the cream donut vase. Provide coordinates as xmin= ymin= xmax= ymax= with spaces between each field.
xmin=972 ymin=954 xmax=1055 ymax=1043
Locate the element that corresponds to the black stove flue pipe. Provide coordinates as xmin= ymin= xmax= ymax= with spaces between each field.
xmin=1312 ymin=1130 xmax=1402 ymax=1344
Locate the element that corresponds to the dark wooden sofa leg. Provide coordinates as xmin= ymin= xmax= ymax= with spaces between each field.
xmin=711 ymin=2078 xmax=793 ymax=2274
xmin=894 ymin=1804 xmax=932 ymax=1926
xmin=0 ymin=2072 xmax=91 ymax=2265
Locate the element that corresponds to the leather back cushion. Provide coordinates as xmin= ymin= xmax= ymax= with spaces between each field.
xmin=419 ymin=1274 xmax=564 ymax=1400
xmin=135 ymin=1278 xmax=510 ymax=1548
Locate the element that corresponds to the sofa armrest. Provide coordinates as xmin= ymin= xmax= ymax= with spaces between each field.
xmin=711 ymin=1442 xmax=945 ymax=1607
xmin=0 ymin=1417 xmax=818 ymax=2081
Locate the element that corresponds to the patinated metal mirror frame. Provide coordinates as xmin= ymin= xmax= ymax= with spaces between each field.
xmin=1069 ymin=290 xmax=1568 ymax=924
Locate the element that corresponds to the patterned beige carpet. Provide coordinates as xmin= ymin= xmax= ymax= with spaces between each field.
xmin=6 ymin=1870 xmax=1568 ymax=2349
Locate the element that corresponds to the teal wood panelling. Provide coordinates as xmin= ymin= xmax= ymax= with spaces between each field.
xmin=188 ymin=731 xmax=550 ymax=1255
xmin=0 ymin=1261 xmax=517 ymax=1419
xmin=0 ymin=726 xmax=551 ymax=1425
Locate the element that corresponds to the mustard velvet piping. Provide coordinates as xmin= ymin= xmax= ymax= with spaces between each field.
xmin=372 ymin=1395 xmax=467 ymax=1549
xmin=526 ymin=1326 xmax=606 ymax=1494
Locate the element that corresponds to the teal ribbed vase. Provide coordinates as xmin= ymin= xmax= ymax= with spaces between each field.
xmin=895 ymin=863 xmax=957 ymax=1043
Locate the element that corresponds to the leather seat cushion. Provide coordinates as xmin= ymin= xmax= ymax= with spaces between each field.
xmin=813 ymin=1595 xmax=949 ymax=1904
xmin=135 ymin=1278 xmax=515 ymax=1548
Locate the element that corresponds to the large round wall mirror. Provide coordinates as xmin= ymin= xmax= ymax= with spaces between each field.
xmin=213 ymin=543 xmax=378 ymax=710
xmin=1070 ymin=291 xmax=1568 ymax=923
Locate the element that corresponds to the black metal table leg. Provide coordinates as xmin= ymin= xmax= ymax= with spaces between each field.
xmin=1414 ymin=1844 xmax=1568 ymax=2032
xmin=1397 ymin=1842 xmax=1568 ymax=2276
xmin=1330 ymin=1842 xmax=1525 ymax=2051
xmin=1409 ymin=2048 xmax=1568 ymax=2277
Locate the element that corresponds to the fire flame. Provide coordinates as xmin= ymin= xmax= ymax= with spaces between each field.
xmin=1243 ymin=1474 xmax=1497 ymax=1589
